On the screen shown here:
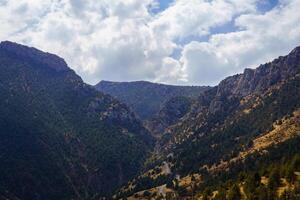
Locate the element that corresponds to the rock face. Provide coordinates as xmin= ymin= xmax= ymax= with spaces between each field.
xmin=95 ymin=80 xmax=209 ymax=120
xmin=0 ymin=41 xmax=153 ymax=199
xmin=203 ymin=47 xmax=300 ymax=115
xmin=217 ymin=47 xmax=300 ymax=97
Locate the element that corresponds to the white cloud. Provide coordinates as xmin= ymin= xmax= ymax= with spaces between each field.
xmin=180 ymin=0 xmax=300 ymax=85
xmin=150 ymin=0 xmax=257 ymax=40
xmin=154 ymin=57 xmax=187 ymax=84
xmin=3 ymin=0 xmax=169 ymax=84
xmin=0 ymin=0 xmax=300 ymax=86
xmin=180 ymin=41 xmax=233 ymax=86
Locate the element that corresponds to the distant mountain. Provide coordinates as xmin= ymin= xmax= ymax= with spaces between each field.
xmin=95 ymin=80 xmax=209 ymax=120
xmin=116 ymin=46 xmax=300 ymax=199
xmin=0 ymin=41 xmax=153 ymax=199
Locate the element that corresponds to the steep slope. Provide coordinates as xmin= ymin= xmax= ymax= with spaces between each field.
xmin=163 ymin=46 xmax=300 ymax=155
xmin=116 ymin=46 xmax=300 ymax=199
xmin=145 ymin=96 xmax=195 ymax=137
xmin=95 ymin=80 xmax=209 ymax=120
xmin=0 ymin=41 xmax=153 ymax=199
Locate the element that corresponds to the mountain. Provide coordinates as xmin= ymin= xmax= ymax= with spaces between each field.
xmin=95 ymin=80 xmax=209 ymax=120
xmin=144 ymin=96 xmax=195 ymax=137
xmin=116 ymin=47 xmax=300 ymax=199
xmin=1 ymin=40 xmax=300 ymax=200
xmin=0 ymin=41 xmax=154 ymax=200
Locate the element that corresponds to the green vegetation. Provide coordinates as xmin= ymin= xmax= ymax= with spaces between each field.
xmin=227 ymin=184 xmax=241 ymax=200
xmin=0 ymin=42 xmax=153 ymax=199
xmin=119 ymin=45 xmax=300 ymax=199
xmin=171 ymin=75 xmax=300 ymax=176
xmin=201 ymin=153 xmax=300 ymax=200
xmin=95 ymin=80 xmax=208 ymax=120
xmin=1 ymin=42 xmax=300 ymax=200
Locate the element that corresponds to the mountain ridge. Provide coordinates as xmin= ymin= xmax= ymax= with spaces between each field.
xmin=95 ymin=79 xmax=210 ymax=121
xmin=0 ymin=41 xmax=154 ymax=199
xmin=115 ymin=45 xmax=300 ymax=199
xmin=0 ymin=41 xmax=69 ymax=72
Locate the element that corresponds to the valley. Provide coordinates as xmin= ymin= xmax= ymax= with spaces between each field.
xmin=0 ymin=41 xmax=300 ymax=200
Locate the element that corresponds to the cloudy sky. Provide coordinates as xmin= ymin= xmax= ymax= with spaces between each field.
xmin=1 ymin=0 xmax=300 ymax=86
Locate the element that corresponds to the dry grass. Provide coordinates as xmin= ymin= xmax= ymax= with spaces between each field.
xmin=209 ymin=109 xmax=300 ymax=172
xmin=179 ymin=174 xmax=201 ymax=187
xmin=240 ymin=108 xmax=300 ymax=159
xmin=127 ymin=184 xmax=175 ymax=200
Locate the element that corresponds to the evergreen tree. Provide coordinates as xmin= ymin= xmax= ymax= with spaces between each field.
xmin=228 ymin=184 xmax=242 ymax=200
xmin=285 ymin=165 xmax=296 ymax=183
xmin=257 ymin=185 xmax=269 ymax=200
xmin=268 ymin=168 xmax=281 ymax=190
xmin=213 ymin=187 xmax=226 ymax=200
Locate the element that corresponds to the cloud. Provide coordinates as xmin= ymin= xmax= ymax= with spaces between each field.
xmin=0 ymin=0 xmax=300 ymax=86
xmin=150 ymin=0 xmax=258 ymax=40
xmin=180 ymin=42 xmax=233 ymax=86
xmin=3 ymin=0 xmax=168 ymax=84
xmin=154 ymin=57 xmax=186 ymax=84
xmin=179 ymin=0 xmax=300 ymax=85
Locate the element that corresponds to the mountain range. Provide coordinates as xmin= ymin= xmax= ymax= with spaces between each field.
xmin=0 ymin=41 xmax=299 ymax=200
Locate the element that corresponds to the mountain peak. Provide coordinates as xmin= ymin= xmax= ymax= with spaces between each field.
xmin=0 ymin=41 xmax=69 ymax=72
xmin=290 ymin=45 xmax=300 ymax=56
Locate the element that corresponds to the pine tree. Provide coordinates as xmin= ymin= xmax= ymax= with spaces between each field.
xmin=214 ymin=187 xmax=226 ymax=200
xmin=228 ymin=184 xmax=242 ymax=200
xmin=268 ymin=168 xmax=281 ymax=190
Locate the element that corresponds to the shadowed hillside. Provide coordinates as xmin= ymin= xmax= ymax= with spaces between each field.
xmin=0 ymin=41 xmax=154 ymax=199
xmin=95 ymin=80 xmax=209 ymax=120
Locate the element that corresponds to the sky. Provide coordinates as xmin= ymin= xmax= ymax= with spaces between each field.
xmin=0 ymin=0 xmax=300 ymax=86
